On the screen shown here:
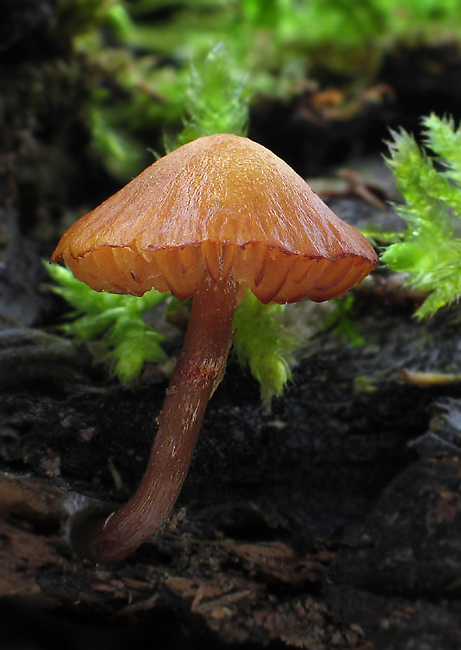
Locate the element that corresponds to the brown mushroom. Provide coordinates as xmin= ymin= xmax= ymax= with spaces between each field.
xmin=51 ymin=133 xmax=377 ymax=564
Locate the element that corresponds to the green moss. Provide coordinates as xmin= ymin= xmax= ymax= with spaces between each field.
xmin=47 ymin=264 xmax=167 ymax=383
xmin=381 ymin=114 xmax=461 ymax=319
xmin=233 ymin=292 xmax=300 ymax=407
xmin=170 ymin=43 xmax=250 ymax=149
xmin=323 ymin=296 xmax=366 ymax=347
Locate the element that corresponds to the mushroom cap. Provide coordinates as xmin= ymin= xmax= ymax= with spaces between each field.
xmin=52 ymin=134 xmax=377 ymax=303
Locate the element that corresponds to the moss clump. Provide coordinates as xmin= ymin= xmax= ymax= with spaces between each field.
xmin=382 ymin=114 xmax=461 ymax=319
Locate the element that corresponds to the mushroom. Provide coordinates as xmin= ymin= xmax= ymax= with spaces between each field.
xmin=51 ymin=133 xmax=377 ymax=564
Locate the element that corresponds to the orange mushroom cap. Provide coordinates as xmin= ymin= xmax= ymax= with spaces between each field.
xmin=51 ymin=134 xmax=377 ymax=304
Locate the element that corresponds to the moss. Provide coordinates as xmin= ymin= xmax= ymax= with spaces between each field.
xmin=382 ymin=114 xmax=461 ymax=319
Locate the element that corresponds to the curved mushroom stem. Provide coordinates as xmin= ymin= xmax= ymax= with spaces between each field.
xmin=76 ymin=275 xmax=241 ymax=564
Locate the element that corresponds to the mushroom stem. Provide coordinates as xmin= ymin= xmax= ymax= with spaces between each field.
xmin=77 ymin=274 xmax=240 ymax=564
